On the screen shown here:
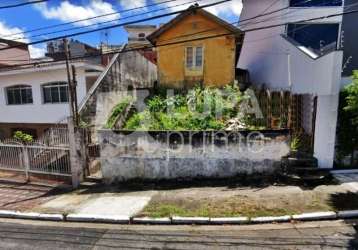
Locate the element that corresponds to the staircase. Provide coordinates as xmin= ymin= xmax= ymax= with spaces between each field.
xmin=281 ymin=151 xmax=332 ymax=185
xmin=77 ymin=47 xmax=157 ymax=140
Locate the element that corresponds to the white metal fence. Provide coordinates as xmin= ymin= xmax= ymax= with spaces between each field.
xmin=39 ymin=127 xmax=70 ymax=146
xmin=0 ymin=139 xmax=71 ymax=178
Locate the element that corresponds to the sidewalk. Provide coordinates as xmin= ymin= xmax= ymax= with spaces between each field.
xmin=32 ymin=183 xmax=157 ymax=217
xmin=1 ymin=173 xmax=358 ymax=220
xmin=0 ymin=181 xmax=60 ymax=211
xmin=24 ymin=176 xmax=358 ymax=219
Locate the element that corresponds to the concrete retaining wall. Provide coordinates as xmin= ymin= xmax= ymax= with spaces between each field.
xmin=98 ymin=130 xmax=290 ymax=183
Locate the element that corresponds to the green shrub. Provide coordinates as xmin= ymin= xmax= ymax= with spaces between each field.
xmin=147 ymin=96 xmax=166 ymax=113
xmin=105 ymin=97 xmax=132 ymax=129
xmin=122 ymin=86 xmax=256 ymax=131
xmin=13 ymin=131 xmax=33 ymax=143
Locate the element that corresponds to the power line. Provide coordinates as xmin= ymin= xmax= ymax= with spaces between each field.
xmin=0 ymin=31 xmax=241 ymax=70
xmin=11 ymin=0 xmax=202 ymax=42
xmin=0 ymin=0 xmax=231 ymax=52
xmin=2 ymin=0 xmax=181 ymax=39
xmin=0 ymin=0 xmax=48 ymax=10
xmin=237 ymin=0 xmax=334 ymax=26
xmin=1 ymin=3 xmax=355 ymax=69
xmin=154 ymin=0 xmax=329 ymax=44
xmin=238 ymin=0 xmax=351 ymax=30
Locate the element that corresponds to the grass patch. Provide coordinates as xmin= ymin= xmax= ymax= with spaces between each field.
xmin=137 ymin=189 xmax=342 ymax=218
xmin=138 ymin=196 xmax=312 ymax=218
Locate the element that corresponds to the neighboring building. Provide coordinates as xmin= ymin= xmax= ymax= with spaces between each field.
xmin=46 ymin=39 xmax=100 ymax=63
xmin=79 ymin=28 xmax=158 ymax=136
xmin=124 ymin=25 xmax=157 ymax=47
xmin=0 ymin=42 xmax=104 ymax=139
xmin=237 ymin=0 xmax=358 ymax=168
xmin=0 ymin=38 xmax=30 ymax=66
xmin=147 ymin=5 xmax=242 ymax=88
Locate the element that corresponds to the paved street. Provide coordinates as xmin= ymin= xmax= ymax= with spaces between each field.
xmin=0 ymin=219 xmax=357 ymax=249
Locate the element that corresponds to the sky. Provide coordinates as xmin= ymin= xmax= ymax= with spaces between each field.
xmin=0 ymin=0 xmax=242 ymax=58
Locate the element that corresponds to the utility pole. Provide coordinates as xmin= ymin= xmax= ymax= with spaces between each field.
xmin=64 ymin=38 xmax=82 ymax=188
xmin=71 ymin=65 xmax=79 ymax=126
xmin=63 ymin=38 xmax=77 ymax=124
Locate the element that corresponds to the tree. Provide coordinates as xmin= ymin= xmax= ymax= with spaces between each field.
xmin=336 ymin=71 xmax=358 ymax=167
xmin=344 ymin=71 xmax=358 ymax=125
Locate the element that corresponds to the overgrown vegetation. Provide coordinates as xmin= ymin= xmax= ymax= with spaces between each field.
xmin=105 ymin=96 xmax=132 ymax=129
xmin=13 ymin=131 xmax=33 ymax=143
xmin=336 ymin=71 xmax=358 ymax=167
xmin=123 ymin=86 xmax=262 ymax=131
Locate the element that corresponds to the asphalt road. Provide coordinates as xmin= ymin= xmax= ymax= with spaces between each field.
xmin=0 ymin=219 xmax=357 ymax=249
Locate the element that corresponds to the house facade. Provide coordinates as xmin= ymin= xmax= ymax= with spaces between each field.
xmin=0 ymin=42 xmax=104 ymax=139
xmin=237 ymin=0 xmax=358 ymax=168
xmin=148 ymin=5 xmax=241 ymax=88
xmin=124 ymin=25 xmax=157 ymax=48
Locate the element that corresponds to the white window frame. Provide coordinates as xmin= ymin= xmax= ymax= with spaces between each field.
xmin=185 ymin=45 xmax=204 ymax=70
xmin=6 ymin=85 xmax=33 ymax=105
xmin=42 ymin=82 xmax=69 ymax=104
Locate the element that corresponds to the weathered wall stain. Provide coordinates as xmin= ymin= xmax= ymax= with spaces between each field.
xmin=98 ymin=130 xmax=290 ymax=183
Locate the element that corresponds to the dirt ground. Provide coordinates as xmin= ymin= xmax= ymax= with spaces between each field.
xmin=138 ymin=183 xmax=358 ymax=217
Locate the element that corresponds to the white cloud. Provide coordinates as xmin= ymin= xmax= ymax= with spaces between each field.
xmin=119 ymin=0 xmax=146 ymax=10
xmin=35 ymin=0 xmax=120 ymax=26
xmin=0 ymin=21 xmax=25 ymax=42
xmin=0 ymin=21 xmax=46 ymax=58
xmin=206 ymin=0 xmax=243 ymax=17
xmin=28 ymin=45 xmax=47 ymax=58
xmin=153 ymin=0 xmax=242 ymax=17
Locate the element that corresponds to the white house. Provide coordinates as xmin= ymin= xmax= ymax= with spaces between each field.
xmin=238 ymin=0 xmax=358 ymax=168
xmin=0 ymin=59 xmax=104 ymax=139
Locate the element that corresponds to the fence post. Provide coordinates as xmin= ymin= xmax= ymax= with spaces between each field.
xmin=22 ymin=146 xmax=30 ymax=182
xmin=68 ymin=117 xmax=84 ymax=188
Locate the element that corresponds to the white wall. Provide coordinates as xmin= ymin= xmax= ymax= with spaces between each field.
xmin=0 ymin=65 xmax=88 ymax=124
xmin=238 ymin=0 xmax=344 ymax=95
xmin=314 ymin=94 xmax=340 ymax=168
xmin=238 ymin=0 xmax=345 ymax=168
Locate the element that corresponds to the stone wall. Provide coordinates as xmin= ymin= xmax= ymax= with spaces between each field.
xmin=97 ymin=130 xmax=290 ymax=183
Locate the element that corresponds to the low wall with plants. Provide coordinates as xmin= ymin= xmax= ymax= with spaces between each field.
xmin=98 ymin=129 xmax=290 ymax=183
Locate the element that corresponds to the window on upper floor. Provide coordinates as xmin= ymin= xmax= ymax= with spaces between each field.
xmin=186 ymin=46 xmax=203 ymax=70
xmin=287 ymin=23 xmax=339 ymax=55
xmin=290 ymin=0 xmax=343 ymax=7
xmin=138 ymin=33 xmax=146 ymax=41
xmin=42 ymin=82 xmax=69 ymax=104
xmin=6 ymin=85 xmax=33 ymax=105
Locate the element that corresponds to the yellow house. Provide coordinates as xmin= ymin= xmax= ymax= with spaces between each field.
xmin=147 ymin=5 xmax=242 ymax=88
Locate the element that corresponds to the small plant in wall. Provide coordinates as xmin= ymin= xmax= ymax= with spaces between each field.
xmin=13 ymin=131 xmax=34 ymax=144
xmin=105 ymin=96 xmax=133 ymax=129
xmin=290 ymin=136 xmax=301 ymax=153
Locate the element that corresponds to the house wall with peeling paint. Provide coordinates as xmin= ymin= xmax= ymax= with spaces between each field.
xmin=155 ymin=13 xmax=237 ymax=88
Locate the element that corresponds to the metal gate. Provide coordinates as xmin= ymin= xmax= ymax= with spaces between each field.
xmin=0 ymin=141 xmax=71 ymax=178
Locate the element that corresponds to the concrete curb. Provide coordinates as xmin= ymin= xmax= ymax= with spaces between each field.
xmin=2 ymin=210 xmax=358 ymax=225
xmin=251 ymin=215 xmax=291 ymax=223
xmin=337 ymin=210 xmax=358 ymax=219
xmin=292 ymin=212 xmax=336 ymax=221
xmin=0 ymin=210 xmax=64 ymax=221
xmin=172 ymin=216 xmax=210 ymax=224
xmin=209 ymin=217 xmax=249 ymax=224
xmin=131 ymin=217 xmax=172 ymax=225
xmin=66 ymin=214 xmax=130 ymax=224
